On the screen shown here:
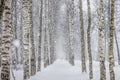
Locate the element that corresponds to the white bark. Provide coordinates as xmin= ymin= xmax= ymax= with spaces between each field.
xmin=44 ymin=0 xmax=49 ymax=68
xmin=98 ymin=0 xmax=106 ymax=80
xmin=68 ymin=0 xmax=74 ymax=66
xmin=109 ymin=0 xmax=115 ymax=79
xmin=79 ymin=0 xmax=86 ymax=72
xmin=87 ymin=0 xmax=93 ymax=79
xmin=22 ymin=0 xmax=32 ymax=79
xmin=1 ymin=0 xmax=12 ymax=80
xmin=38 ymin=0 xmax=43 ymax=72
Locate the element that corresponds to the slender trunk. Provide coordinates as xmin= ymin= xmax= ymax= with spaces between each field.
xmin=49 ymin=0 xmax=55 ymax=64
xmin=44 ymin=26 xmax=49 ymax=68
xmin=98 ymin=0 xmax=106 ymax=80
xmin=87 ymin=0 xmax=93 ymax=79
xmin=109 ymin=0 xmax=115 ymax=79
xmin=20 ymin=6 xmax=23 ymax=64
xmin=66 ymin=1 xmax=69 ymax=61
xmin=38 ymin=0 xmax=43 ymax=71
xmin=1 ymin=0 xmax=12 ymax=80
xmin=44 ymin=0 xmax=49 ymax=68
xmin=0 ymin=17 xmax=2 ymax=67
xmin=68 ymin=0 xmax=74 ymax=66
xmin=30 ymin=0 xmax=36 ymax=76
xmin=79 ymin=0 xmax=86 ymax=72
xmin=12 ymin=0 xmax=19 ymax=70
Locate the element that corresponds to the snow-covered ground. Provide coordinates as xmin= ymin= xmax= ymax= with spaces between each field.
xmin=11 ymin=59 xmax=120 ymax=80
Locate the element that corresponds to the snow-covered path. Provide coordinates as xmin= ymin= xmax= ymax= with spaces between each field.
xmin=31 ymin=60 xmax=88 ymax=80
xmin=12 ymin=59 xmax=120 ymax=80
xmin=30 ymin=59 xmax=120 ymax=80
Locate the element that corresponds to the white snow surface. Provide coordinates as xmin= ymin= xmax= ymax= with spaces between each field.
xmin=11 ymin=59 xmax=120 ymax=80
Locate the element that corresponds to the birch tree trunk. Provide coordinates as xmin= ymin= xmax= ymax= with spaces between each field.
xmin=0 ymin=0 xmax=5 ymax=69
xmin=38 ymin=0 xmax=43 ymax=72
xmin=109 ymin=0 xmax=115 ymax=79
xmin=52 ymin=0 xmax=56 ymax=63
xmin=44 ymin=25 xmax=49 ymax=68
xmin=22 ymin=0 xmax=32 ymax=79
xmin=98 ymin=0 xmax=106 ymax=80
xmin=1 ymin=0 xmax=12 ymax=80
xmin=30 ymin=11 xmax=36 ymax=76
xmin=68 ymin=0 xmax=74 ymax=66
xmin=0 ymin=18 xmax=1 ymax=68
xmin=79 ymin=0 xmax=86 ymax=72
xmin=87 ymin=0 xmax=93 ymax=79
xmin=11 ymin=0 xmax=19 ymax=70
xmin=20 ymin=1 xmax=23 ymax=64
xmin=66 ymin=1 xmax=70 ymax=61
xmin=49 ymin=0 xmax=55 ymax=64
xmin=48 ymin=0 xmax=53 ymax=64
xmin=44 ymin=0 xmax=49 ymax=68
xmin=29 ymin=0 xmax=36 ymax=76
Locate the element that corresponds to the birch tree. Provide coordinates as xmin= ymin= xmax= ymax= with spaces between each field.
xmin=22 ymin=0 xmax=32 ymax=79
xmin=49 ymin=0 xmax=55 ymax=64
xmin=30 ymin=0 xmax=36 ymax=76
xmin=49 ymin=0 xmax=54 ymax=64
xmin=11 ymin=0 xmax=19 ymax=70
xmin=0 ymin=14 xmax=2 ymax=68
xmin=109 ymin=0 xmax=115 ymax=79
xmin=48 ymin=0 xmax=54 ymax=64
xmin=19 ymin=0 xmax=23 ymax=64
xmin=68 ymin=0 xmax=75 ymax=66
xmin=44 ymin=0 xmax=49 ymax=68
xmin=38 ymin=0 xmax=43 ymax=71
xmin=98 ymin=0 xmax=106 ymax=80
xmin=0 ymin=19 xmax=1 ymax=67
xmin=87 ymin=0 xmax=93 ymax=79
xmin=79 ymin=0 xmax=86 ymax=72
xmin=0 ymin=0 xmax=5 ymax=68
xmin=65 ymin=0 xmax=70 ymax=61
xmin=1 ymin=0 xmax=12 ymax=80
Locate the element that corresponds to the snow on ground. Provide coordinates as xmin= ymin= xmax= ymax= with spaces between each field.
xmin=11 ymin=59 xmax=120 ymax=80
xmin=31 ymin=59 xmax=88 ymax=80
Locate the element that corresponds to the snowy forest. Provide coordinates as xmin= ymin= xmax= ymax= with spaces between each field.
xmin=0 ymin=0 xmax=120 ymax=80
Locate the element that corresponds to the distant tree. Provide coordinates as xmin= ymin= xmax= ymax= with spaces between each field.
xmin=48 ymin=0 xmax=54 ymax=65
xmin=79 ymin=0 xmax=86 ymax=72
xmin=11 ymin=0 xmax=19 ymax=70
xmin=68 ymin=0 xmax=75 ymax=66
xmin=87 ymin=0 xmax=93 ymax=79
xmin=48 ymin=0 xmax=54 ymax=64
xmin=30 ymin=0 xmax=36 ymax=76
xmin=44 ymin=0 xmax=49 ymax=68
xmin=49 ymin=0 xmax=56 ymax=64
xmin=19 ymin=0 xmax=23 ymax=64
xmin=0 ymin=18 xmax=1 ymax=67
xmin=38 ymin=0 xmax=43 ymax=71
